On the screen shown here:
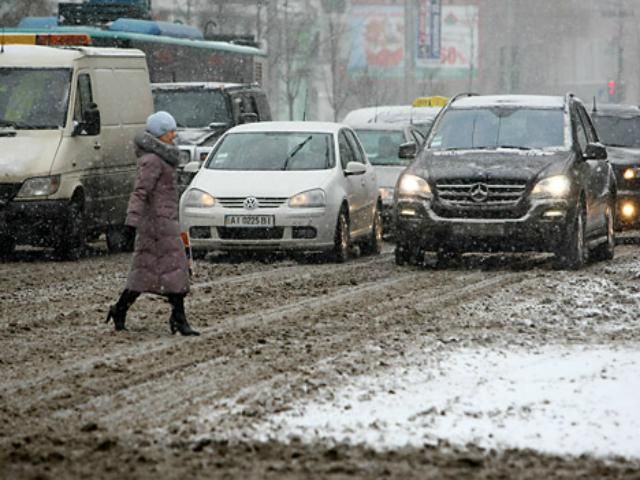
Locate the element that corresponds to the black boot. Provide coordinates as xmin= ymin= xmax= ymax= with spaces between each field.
xmin=169 ymin=311 xmax=200 ymax=336
xmin=106 ymin=289 xmax=140 ymax=331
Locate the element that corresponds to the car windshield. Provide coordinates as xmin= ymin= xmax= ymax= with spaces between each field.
xmin=428 ymin=107 xmax=565 ymax=151
xmin=206 ymin=132 xmax=335 ymax=170
xmin=592 ymin=115 xmax=640 ymax=148
xmin=153 ymin=89 xmax=231 ymax=128
xmin=0 ymin=68 xmax=72 ymax=129
xmin=355 ymin=129 xmax=410 ymax=166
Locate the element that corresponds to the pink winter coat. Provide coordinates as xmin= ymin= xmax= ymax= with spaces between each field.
xmin=124 ymin=132 xmax=189 ymax=295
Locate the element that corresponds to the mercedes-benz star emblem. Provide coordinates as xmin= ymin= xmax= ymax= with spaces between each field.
xmin=243 ymin=196 xmax=259 ymax=210
xmin=469 ymin=183 xmax=489 ymax=203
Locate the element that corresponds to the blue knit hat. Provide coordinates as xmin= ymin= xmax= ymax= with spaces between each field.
xmin=145 ymin=111 xmax=177 ymax=137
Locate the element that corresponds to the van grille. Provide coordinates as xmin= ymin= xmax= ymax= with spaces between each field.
xmin=218 ymin=197 xmax=288 ymax=209
xmin=0 ymin=184 xmax=21 ymax=205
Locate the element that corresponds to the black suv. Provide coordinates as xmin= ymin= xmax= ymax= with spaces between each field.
xmin=590 ymin=103 xmax=640 ymax=229
xmin=394 ymin=93 xmax=616 ymax=269
xmin=152 ymin=82 xmax=272 ymax=190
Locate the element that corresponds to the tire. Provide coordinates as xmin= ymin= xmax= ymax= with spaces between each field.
xmin=361 ymin=205 xmax=383 ymax=256
xmin=106 ymin=225 xmax=135 ymax=253
xmin=554 ymin=202 xmax=587 ymax=270
xmin=590 ymin=204 xmax=615 ymax=262
xmin=0 ymin=235 xmax=16 ymax=259
xmin=54 ymin=197 xmax=86 ymax=261
xmin=332 ymin=209 xmax=350 ymax=263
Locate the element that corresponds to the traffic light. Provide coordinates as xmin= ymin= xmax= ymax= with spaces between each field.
xmin=608 ymin=80 xmax=616 ymax=98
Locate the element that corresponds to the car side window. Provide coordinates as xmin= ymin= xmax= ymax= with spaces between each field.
xmin=572 ymin=107 xmax=588 ymax=152
xmin=345 ymin=129 xmax=366 ymax=164
xmin=577 ymin=105 xmax=599 ymax=143
xmin=338 ymin=131 xmax=355 ymax=169
xmin=74 ymin=73 xmax=93 ymax=123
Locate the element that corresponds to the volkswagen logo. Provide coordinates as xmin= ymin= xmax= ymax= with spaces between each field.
xmin=243 ymin=196 xmax=259 ymax=210
xmin=469 ymin=183 xmax=489 ymax=203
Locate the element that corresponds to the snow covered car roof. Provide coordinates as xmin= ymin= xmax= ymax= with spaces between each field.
xmin=342 ymin=105 xmax=440 ymax=125
xmin=0 ymin=44 xmax=145 ymax=67
xmin=591 ymin=103 xmax=640 ymax=117
xmin=226 ymin=121 xmax=348 ymax=135
xmin=152 ymin=81 xmax=248 ymax=91
xmin=451 ymin=95 xmax=565 ymax=109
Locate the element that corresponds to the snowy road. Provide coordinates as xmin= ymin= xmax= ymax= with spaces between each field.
xmin=1 ymin=242 xmax=640 ymax=479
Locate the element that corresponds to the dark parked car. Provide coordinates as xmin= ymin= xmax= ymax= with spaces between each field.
xmin=394 ymin=93 xmax=616 ymax=269
xmin=350 ymin=123 xmax=425 ymax=233
xmin=591 ymin=103 xmax=640 ymax=229
xmin=152 ymin=82 xmax=271 ymax=191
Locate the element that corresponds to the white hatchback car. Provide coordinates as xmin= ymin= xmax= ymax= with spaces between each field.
xmin=179 ymin=121 xmax=383 ymax=261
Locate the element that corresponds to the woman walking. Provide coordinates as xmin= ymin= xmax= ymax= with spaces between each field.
xmin=106 ymin=111 xmax=199 ymax=336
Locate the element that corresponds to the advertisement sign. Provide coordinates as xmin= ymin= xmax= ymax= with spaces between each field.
xmin=438 ymin=5 xmax=479 ymax=71
xmin=416 ymin=0 xmax=441 ymax=66
xmin=348 ymin=4 xmax=405 ymax=77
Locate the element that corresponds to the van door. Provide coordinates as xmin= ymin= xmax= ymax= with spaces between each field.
xmin=70 ymin=71 xmax=103 ymax=227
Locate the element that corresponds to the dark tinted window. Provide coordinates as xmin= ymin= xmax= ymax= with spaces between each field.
xmin=153 ymin=88 xmax=231 ymax=128
xmin=593 ymin=115 xmax=640 ymax=148
xmin=429 ymin=107 xmax=565 ymax=150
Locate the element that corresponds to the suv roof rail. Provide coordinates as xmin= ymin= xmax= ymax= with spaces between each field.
xmin=446 ymin=92 xmax=479 ymax=108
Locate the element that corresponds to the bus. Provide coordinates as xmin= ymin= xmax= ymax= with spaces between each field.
xmin=3 ymin=8 xmax=267 ymax=86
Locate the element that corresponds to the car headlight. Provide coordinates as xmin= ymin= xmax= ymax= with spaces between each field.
xmin=397 ymin=174 xmax=432 ymax=198
xmin=531 ymin=175 xmax=571 ymax=197
xmin=379 ymin=187 xmax=394 ymax=203
xmin=182 ymin=188 xmax=215 ymax=208
xmin=16 ymin=175 xmax=60 ymax=198
xmin=288 ymin=188 xmax=326 ymax=208
xmin=623 ymin=167 xmax=637 ymax=180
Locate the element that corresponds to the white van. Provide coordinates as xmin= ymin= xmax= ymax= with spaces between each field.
xmin=0 ymin=44 xmax=153 ymax=258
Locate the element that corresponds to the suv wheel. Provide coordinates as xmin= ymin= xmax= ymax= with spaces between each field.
xmin=554 ymin=202 xmax=587 ymax=270
xmin=591 ymin=203 xmax=615 ymax=262
xmin=361 ymin=205 xmax=383 ymax=256
xmin=55 ymin=198 xmax=87 ymax=261
xmin=106 ymin=225 xmax=135 ymax=253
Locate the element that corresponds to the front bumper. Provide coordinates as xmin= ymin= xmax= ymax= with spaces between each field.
xmin=0 ymin=199 xmax=68 ymax=246
xmin=181 ymin=205 xmax=337 ymax=252
xmin=395 ymin=197 xmax=571 ymax=253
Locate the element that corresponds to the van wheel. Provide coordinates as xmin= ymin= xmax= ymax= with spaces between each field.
xmin=55 ymin=198 xmax=86 ymax=260
xmin=106 ymin=225 xmax=135 ymax=253
xmin=361 ymin=205 xmax=383 ymax=256
xmin=0 ymin=235 xmax=16 ymax=259
xmin=591 ymin=204 xmax=615 ymax=262
xmin=332 ymin=210 xmax=350 ymax=263
xmin=554 ymin=202 xmax=587 ymax=270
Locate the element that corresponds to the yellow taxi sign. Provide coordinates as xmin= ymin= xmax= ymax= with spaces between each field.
xmin=0 ymin=34 xmax=36 ymax=45
xmin=412 ymin=96 xmax=449 ymax=108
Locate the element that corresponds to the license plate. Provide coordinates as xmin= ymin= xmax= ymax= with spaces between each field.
xmin=452 ymin=223 xmax=505 ymax=236
xmin=224 ymin=215 xmax=275 ymax=227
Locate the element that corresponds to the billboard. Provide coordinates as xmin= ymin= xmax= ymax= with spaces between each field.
xmin=348 ymin=4 xmax=405 ymax=77
xmin=436 ymin=5 xmax=479 ymax=72
xmin=416 ymin=0 xmax=441 ymax=66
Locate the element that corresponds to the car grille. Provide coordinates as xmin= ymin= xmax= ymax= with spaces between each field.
xmin=0 ymin=183 xmax=21 ymax=205
xmin=217 ymin=227 xmax=284 ymax=240
xmin=217 ymin=197 xmax=288 ymax=209
xmin=436 ymin=179 xmax=527 ymax=206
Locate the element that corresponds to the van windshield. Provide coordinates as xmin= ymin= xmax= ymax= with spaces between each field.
xmin=428 ymin=108 xmax=565 ymax=151
xmin=592 ymin=115 xmax=640 ymax=148
xmin=0 ymin=68 xmax=72 ymax=129
xmin=153 ymin=89 xmax=231 ymax=128
xmin=206 ymin=132 xmax=335 ymax=171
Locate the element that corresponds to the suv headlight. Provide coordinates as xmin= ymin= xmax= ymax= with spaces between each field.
xmin=16 ymin=175 xmax=61 ymax=198
xmin=532 ymin=175 xmax=571 ymax=197
xmin=182 ymin=188 xmax=215 ymax=208
xmin=398 ymin=174 xmax=432 ymax=199
xmin=288 ymin=189 xmax=326 ymax=208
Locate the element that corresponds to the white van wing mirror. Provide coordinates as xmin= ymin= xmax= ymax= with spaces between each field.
xmin=183 ymin=161 xmax=202 ymax=173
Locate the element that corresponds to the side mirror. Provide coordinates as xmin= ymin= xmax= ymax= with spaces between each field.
xmin=398 ymin=141 xmax=417 ymax=159
xmin=240 ymin=112 xmax=258 ymax=124
xmin=183 ymin=161 xmax=202 ymax=173
xmin=583 ymin=142 xmax=607 ymax=160
xmin=72 ymin=102 xmax=101 ymax=136
xmin=344 ymin=161 xmax=367 ymax=176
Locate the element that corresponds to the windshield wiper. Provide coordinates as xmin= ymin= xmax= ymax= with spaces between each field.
xmin=495 ymin=145 xmax=532 ymax=150
xmin=282 ymin=135 xmax=312 ymax=170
